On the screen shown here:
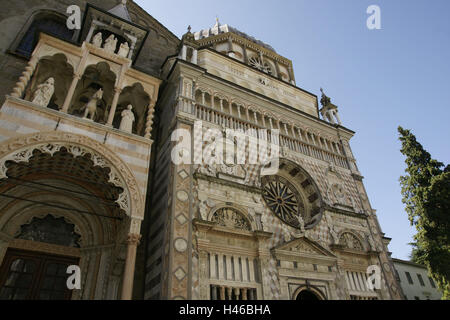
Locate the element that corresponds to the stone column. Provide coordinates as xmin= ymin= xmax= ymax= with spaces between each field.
xmin=86 ymin=23 xmax=96 ymax=44
xmin=242 ymin=288 xmax=248 ymax=301
xmin=107 ymin=87 xmax=122 ymax=126
xmin=243 ymin=45 xmax=248 ymax=64
xmin=61 ymin=73 xmax=81 ymax=113
xmin=226 ymin=287 xmax=232 ymax=300
xmin=219 ymin=286 xmax=225 ymax=300
xmin=144 ymin=101 xmax=156 ymax=139
xmin=233 ymin=288 xmax=240 ymax=300
xmin=128 ymin=39 xmax=137 ymax=60
xmin=192 ymin=49 xmax=198 ymax=64
xmin=275 ymin=61 xmax=282 ymax=79
xmin=284 ymin=123 xmax=289 ymax=136
xmin=121 ymin=233 xmax=142 ymax=300
xmin=181 ymin=45 xmax=187 ymax=60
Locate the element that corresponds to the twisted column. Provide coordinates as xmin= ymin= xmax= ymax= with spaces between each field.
xmin=11 ymin=56 xmax=39 ymax=98
xmin=144 ymin=101 xmax=156 ymax=139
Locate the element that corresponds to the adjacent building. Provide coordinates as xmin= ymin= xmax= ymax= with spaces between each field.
xmin=393 ymin=258 xmax=442 ymax=300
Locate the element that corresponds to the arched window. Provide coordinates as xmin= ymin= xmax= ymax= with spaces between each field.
xmin=339 ymin=232 xmax=364 ymax=251
xmin=17 ymin=215 xmax=81 ymax=248
xmin=211 ymin=207 xmax=251 ymax=231
xmin=15 ymin=13 xmax=74 ymax=57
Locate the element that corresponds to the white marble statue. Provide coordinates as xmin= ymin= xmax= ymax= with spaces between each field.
xmin=83 ymin=89 xmax=103 ymax=121
xmin=92 ymin=32 xmax=103 ymax=47
xmin=119 ymin=105 xmax=135 ymax=133
xmin=117 ymin=41 xmax=130 ymax=58
xmin=31 ymin=77 xmax=55 ymax=108
xmin=104 ymin=34 xmax=118 ymax=53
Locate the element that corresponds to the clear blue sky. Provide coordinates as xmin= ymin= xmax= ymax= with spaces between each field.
xmin=135 ymin=0 xmax=450 ymax=260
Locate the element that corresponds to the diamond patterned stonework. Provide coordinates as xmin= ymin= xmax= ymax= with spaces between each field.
xmin=174 ymin=267 xmax=187 ymax=281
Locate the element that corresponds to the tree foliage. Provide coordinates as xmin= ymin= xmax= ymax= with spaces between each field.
xmin=398 ymin=127 xmax=450 ymax=299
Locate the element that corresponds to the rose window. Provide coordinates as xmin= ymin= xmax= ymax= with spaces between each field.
xmin=261 ymin=176 xmax=306 ymax=229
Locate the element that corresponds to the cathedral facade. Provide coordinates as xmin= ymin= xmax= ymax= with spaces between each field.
xmin=0 ymin=0 xmax=403 ymax=300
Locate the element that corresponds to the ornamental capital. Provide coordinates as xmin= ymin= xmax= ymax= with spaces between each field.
xmin=127 ymin=233 xmax=142 ymax=245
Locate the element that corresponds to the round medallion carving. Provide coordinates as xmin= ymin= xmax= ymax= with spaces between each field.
xmin=177 ymin=190 xmax=189 ymax=202
xmin=174 ymin=238 xmax=188 ymax=253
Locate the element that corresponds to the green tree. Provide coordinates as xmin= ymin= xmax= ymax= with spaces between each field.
xmin=398 ymin=127 xmax=450 ymax=299
xmin=408 ymin=242 xmax=426 ymax=265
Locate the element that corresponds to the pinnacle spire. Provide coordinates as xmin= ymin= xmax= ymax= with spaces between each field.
xmin=108 ymin=0 xmax=132 ymax=22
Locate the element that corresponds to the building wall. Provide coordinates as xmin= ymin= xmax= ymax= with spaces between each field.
xmin=393 ymin=259 xmax=442 ymax=300
xmin=145 ymin=43 xmax=404 ymax=299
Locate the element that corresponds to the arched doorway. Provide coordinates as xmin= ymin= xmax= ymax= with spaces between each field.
xmin=296 ymin=290 xmax=321 ymax=301
xmin=0 ymin=132 xmax=144 ymax=300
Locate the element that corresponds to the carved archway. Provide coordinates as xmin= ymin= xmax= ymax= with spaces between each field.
xmin=294 ymin=286 xmax=326 ymax=300
xmin=0 ymin=132 xmax=144 ymax=219
xmin=208 ymin=206 xmax=253 ymax=231
xmin=337 ymin=231 xmax=365 ymax=252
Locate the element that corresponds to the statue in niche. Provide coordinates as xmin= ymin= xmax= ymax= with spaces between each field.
xmin=119 ymin=105 xmax=135 ymax=133
xmin=83 ymin=88 xmax=103 ymax=121
xmin=92 ymin=32 xmax=103 ymax=47
xmin=103 ymin=34 xmax=118 ymax=53
xmin=117 ymin=41 xmax=130 ymax=58
xmin=31 ymin=77 xmax=55 ymax=108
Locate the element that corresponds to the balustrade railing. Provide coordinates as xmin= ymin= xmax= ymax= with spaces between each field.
xmin=178 ymin=97 xmax=350 ymax=169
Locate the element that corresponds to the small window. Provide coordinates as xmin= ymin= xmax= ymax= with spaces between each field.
xmin=429 ymin=277 xmax=436 ymax=288
xmin=405 ymin=271 xmax=414 ymax=285
xmin=417 ymin=274 xmax=425 ymax=287
xmin=395 ymin=269 xmax=401 ymax=282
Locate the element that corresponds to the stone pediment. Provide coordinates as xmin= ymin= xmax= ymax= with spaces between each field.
xmin=274 ymin=237 xmax=336 ymax=258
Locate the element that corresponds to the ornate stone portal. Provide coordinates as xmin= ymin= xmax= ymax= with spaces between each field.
xmin=0 ymin=1 xmax=161 ymax=299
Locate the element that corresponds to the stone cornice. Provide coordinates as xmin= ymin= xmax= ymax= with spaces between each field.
xmin=196 ymin=32 xmax=292 ymax=66
xmin=194 ymin=172 xmax=262 ymax=194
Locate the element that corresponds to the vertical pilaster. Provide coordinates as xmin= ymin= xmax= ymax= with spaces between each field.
xmin=121 ymin=233 xmax=141 ymax=300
